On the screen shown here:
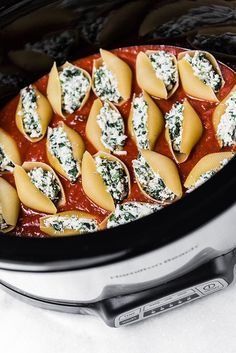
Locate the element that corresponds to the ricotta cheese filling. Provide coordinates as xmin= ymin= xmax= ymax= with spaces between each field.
xmin=217 ymin=91 xmax=236 ymax=147
xmin=165 ymin=101 xmax=184 ymax=152
xmin=97 ymin=102 xmax=126 ymax=151
xmin=95 ymin=156 xmax=129 ymax=204
xmin=59 ymin=66 xmax=90 ymax=114
xmin=148 ymin=51 xmax=178 ymax=91
xmin=187 ymin=158 xmax=230 ymax=192
xmin=19 ymin=85 xmax=42 ymax=138
xmin=48 ymin=126 xmax=80 ymax=183
xmin=0 ymin=145 xmax=15 ymax=172
xmin=28 ymin=167 xmax=61 ymax=203
xmin=0 ymin=212 xmax=8 ymax=231
xmin=133 ymin=154 xmax=175 ymax=202
xmin=93 ymin=63 xmax=122 ymax=104
xmin=132 ymin=95 xmax=149 ymax=149
xmin=184 ymin=51 xmax=222 ymax=92
xmin=107 ymin=202 xmax=162 ymax=228
xmin=44 ymin=215 xmax=98 ymax=234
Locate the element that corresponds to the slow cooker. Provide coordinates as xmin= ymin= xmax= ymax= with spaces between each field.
xmin=0 ymin=0 xmax=235 ymax=327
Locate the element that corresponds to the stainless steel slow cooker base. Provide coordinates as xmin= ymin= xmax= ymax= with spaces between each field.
xmin=0 ymin=205 xmax=235 ymax=327
xmin=0 ymin=253 xmax=234 ymax=327
xmin=0 ymin=0 xmax=236 ymax=328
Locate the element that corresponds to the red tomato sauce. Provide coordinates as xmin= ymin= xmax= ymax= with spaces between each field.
xmin=0 ymin=45 xmax=235 ymax=237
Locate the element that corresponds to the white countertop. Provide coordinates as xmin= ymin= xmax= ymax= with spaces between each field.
xmin=1 ymin=274 xmax=236 ymax=353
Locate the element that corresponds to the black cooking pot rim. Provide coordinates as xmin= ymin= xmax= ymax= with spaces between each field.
xmin=0 ymin=0 xmax=235 ymax=271
xmin=0 ymin=155 xmax=235 ymax=271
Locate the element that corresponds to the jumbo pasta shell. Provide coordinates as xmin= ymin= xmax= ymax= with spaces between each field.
xmin=40 ymin=210 xmax=99 ymax=236
xmin=99 ymin=215 xmax=110 ymax=230
xmin=178 ymin=50 xmax=224 ymax=102
xmin=85 ymin=98 xmax=107 ymax=152
xmin=184 ymin=152 xmax=234 ymax=189
xmin=165 ymin=98 xmax=203 ymax=163
xmin=86 ymin=98 xmax=125 ymax=153
xmin=14 ymin=161 xmax=66 ymax=214
xmin=136 ymin=50 xmax=179 ymax=99
xmin=0 ymin=127 xmax=21 ymax=171
xmin=92 ymin=49 xmax=132 ymax=106
xmin=212 ymin=84 xmax=236 ymax=147
xmin=128 ymin=90 xmax=164 ymax=150
xmin=82 ymin=151 xmax=131 ymax=212
xmin=136 ymin=52 xmax=166 ymax=99
xmin=0 ymin=177 xmax=20 ymax=233
xmin=46 ymin=121 xmax=85 ymax=181
xmin=136 ymin=150 xmax=182 ymax=204
xmin=47 ymin=61 xmax=92 ymax=118
xmin=16 ymin=85 xmax=53 ymax=142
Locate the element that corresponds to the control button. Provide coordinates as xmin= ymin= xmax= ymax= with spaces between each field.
xmin=144 ymin=307 xmax=163 ymax=317
xmin=203 ymin=283 xmax=216 ymax=291
xmin=176 ymin=289 xmax=194 ymax=298
xmin=196 ymin=280 xmax=224 ymax=295
xmin=144 ymin=289 xmax=195 ymax=312
xmin=119 ymin=314 xmax=140 ymax=325
xmin=119 ymin=308 xmax=140 ymax=322
xmin=144 ymin=301 xmax=160 ymax=312
xmin=143 ymin=293 xmax=200 ymax=318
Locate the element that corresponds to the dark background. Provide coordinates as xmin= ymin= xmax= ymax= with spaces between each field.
xmin=0 ymin=0 xmax=235 ymax=104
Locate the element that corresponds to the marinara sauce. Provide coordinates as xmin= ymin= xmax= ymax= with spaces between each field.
xmin=0 ymin=45 xmax=235 ymax=237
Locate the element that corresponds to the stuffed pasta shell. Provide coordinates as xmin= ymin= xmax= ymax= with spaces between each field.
xmin=184 ymin=152 xmax=234 ymax=192
xmin=0 ymin=127 xmax=21 ymax=173
xmin=86 ymin=98 xmax=126 ymax=153
xmin=16 ymin=85 xmax=53 ymax=142
xmin=178 ymin=50 xmax=224 ymax=102
xmin=92 ymin=49 xmax=132 ymax=106
xmin=213 ymin=85 xmax=236 ymax=147
xmin=47 ymin=61 xmax=92 ymax=118
xmin=136 ymin=50 xmax=179 ymax=99
xmin=40 ymin=210 xmax=99 ymax=236
xmin=14 ymin=161 xmax=66 ymax=214
xmin=100 ymin=201 xmax=162 ymax=229
xmin=128 ymin=90 xmax=164 ymax=150
xmin=0 ymin=177 xmax=20 ymax=233
xmin=132 ymin=150 xmax=182 ymax=204
xmin=82 ymin=151 xmax=131 ymax=212
xmin=165 ymin=98 xmax=203 ymax=163
xmin=46 ymin=122 xmax=85 ymax=182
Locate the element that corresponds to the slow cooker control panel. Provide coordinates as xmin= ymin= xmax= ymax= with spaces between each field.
xmin=115 ymin=278 xmax=228 ymax=327
xmin=99 ymin=250 xmax=236 ymax=327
